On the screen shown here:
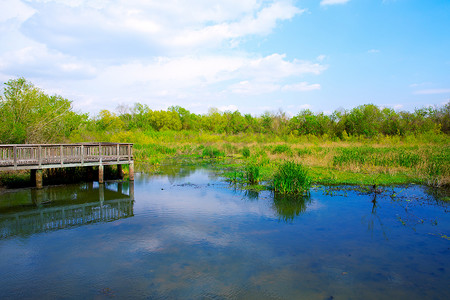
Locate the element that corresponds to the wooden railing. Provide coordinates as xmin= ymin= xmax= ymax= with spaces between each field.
xmin=0 ymin=143 xmax=133 ymax=170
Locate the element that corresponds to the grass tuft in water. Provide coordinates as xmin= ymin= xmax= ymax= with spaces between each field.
xmin=202 ymin=146 xmax=225 ymax=158
xmin=273 ymin=161 xmax=311 ymax=194
xmin=245 ymin=161 xmax=260 ymax=185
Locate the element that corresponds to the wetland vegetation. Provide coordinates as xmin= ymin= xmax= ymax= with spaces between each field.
xmin=1 ymin=78 xmax=449 ymax=192
xmin=1 ymin=78 xmax=450 ymax=299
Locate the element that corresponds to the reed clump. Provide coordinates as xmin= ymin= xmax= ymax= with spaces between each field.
xmin=245 ymin=161 xmax=260 ymax=185
xmin=273 ymin=161 xmax=311 ymax=195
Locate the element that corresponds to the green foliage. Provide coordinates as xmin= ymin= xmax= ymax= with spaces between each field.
xmin=245 ymin=162 xmax=260 ymax=184
xmin=332 ymin=146 xmax=421 ymax=168
xmin=202 ymin=146 xmax=225 ymax=158
xmin=242 ymin=146 xmax=251 ymax=158
xmin=272 ymin=144 xmax=292 ymax=155
xmin=0 ymin=77 xmax=86 ymax=143
xmin=425 ymin=147 xmax=450 ymax=186
xmin=289 ymin=109 xmax=330 ymax=136
xmin=273 ymin=161 xmax=311 ymax=194
xmin=297 ymin=147 xmax=312 ymax=156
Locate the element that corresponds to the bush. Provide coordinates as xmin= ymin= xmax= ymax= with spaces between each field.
xmin=273 ymin=161 xmax=311 ymax=194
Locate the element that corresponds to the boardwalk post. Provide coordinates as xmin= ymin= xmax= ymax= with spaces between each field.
xmin=129 ymin=162 xmax=134 ymax=181
xmin=129 ymin=181 xmax=134 ymax=200
xmin=60 ymin=145 xmax=64 ymax=166
xmin=38 ymin=146 xmax=42 ymax=167
xmin=36 ymin=169 xmax=43 ymax=189
xmin=13 ymin=145 xmax=17 ymax=168
xmin=98 ymin=165 xmax=104 ymax=184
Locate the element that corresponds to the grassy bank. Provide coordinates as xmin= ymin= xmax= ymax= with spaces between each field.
xmin=2 ymin=131 xmax=448 ymax=190
xmin=70 ymin=130 xmax=450 ymax=188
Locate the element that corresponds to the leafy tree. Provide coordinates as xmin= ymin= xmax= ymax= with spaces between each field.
xmin=0 ymin=77 xmax=86 ymax=144
xmin=168 ymin=106 xmax=195 ymax=130
xmin=345 ymin=104 xmax=382 ymax=137
xmin=95 ymin=110 xmax=124 ymax=132
xmin=289 ymin=109 xmax=330 ymax=136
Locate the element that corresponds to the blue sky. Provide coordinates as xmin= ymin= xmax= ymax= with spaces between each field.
xmin=0 ymin=0 xmax=449 ymax=116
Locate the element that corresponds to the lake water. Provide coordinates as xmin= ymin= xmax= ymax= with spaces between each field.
xmin=0 ymin=165 xmax=449 ymax=299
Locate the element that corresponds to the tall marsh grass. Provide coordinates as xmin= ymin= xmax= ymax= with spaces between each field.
xmin=273 ymin=161 xmax=311 ymax=194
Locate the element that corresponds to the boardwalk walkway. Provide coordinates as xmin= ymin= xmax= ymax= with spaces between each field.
xmin=0 ymin=143 xmax=134 ymax=187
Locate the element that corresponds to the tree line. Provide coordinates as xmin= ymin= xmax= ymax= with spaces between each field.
xmin=1 ymin=78 xmax=449 ymax=144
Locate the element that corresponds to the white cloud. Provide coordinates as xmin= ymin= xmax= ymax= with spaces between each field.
xmin=0 ymin=0 xmax=35 ymax=22
xmin=298 ymin=104 xmax=312 ymax=110
xmin=15 ymin=0 xmax=303 ymax=58
xmin=0 ymin=0 xmax=326 ymax=114
xmin=368 ymin=49 xmax=380 ymax=54
xmin=219 ymin=105 xmax=238 ymax=112
xmin=317 ymin=54 xmax=327 ymax=61
xmin=320 ymin=0 xmax=350 ymax=6
xmin=281 ymin=82 xmax=320 ymax=92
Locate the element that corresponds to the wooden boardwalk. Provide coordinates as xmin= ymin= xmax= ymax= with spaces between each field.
xmin=0 ymin=143 xmax=134 ymax=187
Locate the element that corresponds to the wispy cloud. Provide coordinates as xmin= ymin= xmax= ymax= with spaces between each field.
xmin=281 ymin=82 xmax=320 ymax=92
xmin=320 ymin=0 xmax=351 ymax=6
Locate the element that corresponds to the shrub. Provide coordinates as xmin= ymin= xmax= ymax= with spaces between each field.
xmin=273 ymin=161 xmax=311 ymax=194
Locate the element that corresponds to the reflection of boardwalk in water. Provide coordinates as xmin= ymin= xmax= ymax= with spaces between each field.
xmin=0 ymin=182 xmax=134 ymax=239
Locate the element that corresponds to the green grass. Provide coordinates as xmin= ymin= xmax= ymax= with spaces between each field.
xmin=273 ymin=161 xmax=311 ymax=195
xmin=242 ymin=146 xmax=251 ymax=158
xmin=202 ymin=146 xmax=225 ymax=158
xmin=245 ymin=161 xmax=260 ymax=185
xmin=272 ymin=144 xmax=293 ymax=156
xmin=332 ymin=146 xmax=421 ymax=168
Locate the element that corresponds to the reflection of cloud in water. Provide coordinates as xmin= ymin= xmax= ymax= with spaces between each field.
xmin=134 ymin=238 xmax=164 ymax=252
xmin=167 ymin=225 xmax=234 ymax=247
xmin=137 ymin=187 xmax=277 ymax=220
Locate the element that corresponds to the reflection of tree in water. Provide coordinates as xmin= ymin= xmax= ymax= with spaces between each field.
xmin=424 ymin=186 xmax=450 ymax=207
xmin=362 ymin=185 xmax=450 ymax=240
xmin=272 ymin=193 xmax=312 ymax=223
xmin=245 ymin=190 xmax=259 ymax=200
xmin=365 ymin=193 xmax=389 ymax=240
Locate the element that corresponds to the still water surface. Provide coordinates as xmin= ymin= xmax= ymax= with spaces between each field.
xmin=0 ymin=165 xmax=449 ymax=299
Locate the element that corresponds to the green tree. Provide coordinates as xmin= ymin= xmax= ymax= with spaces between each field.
xmin=0 ymin=77 xmax=86 ymax=144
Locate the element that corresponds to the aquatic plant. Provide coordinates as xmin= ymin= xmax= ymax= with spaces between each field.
xmin=245 ymin=162 xmax=260 ymax=185
xmin=202 ymin=146 xmax=225 ymax=158
xmin=273 ymin=161 xmax=311 ymax=194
